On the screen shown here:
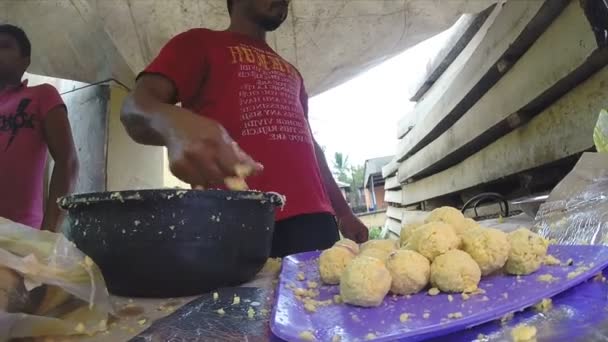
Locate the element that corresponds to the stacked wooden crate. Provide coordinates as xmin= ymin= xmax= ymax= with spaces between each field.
xmin=383 ymin=0 xmax=608 ymax=238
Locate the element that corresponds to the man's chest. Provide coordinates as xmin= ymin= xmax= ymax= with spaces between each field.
xmin=0 ymin=92 xmax=43 ymax=152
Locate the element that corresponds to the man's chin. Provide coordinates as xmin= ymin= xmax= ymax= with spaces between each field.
xmin=261 ymin=18 xmax=286 ymax=32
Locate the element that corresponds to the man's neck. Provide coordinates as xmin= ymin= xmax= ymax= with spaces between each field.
xmin=0 ymin=77 xmax=21 ymax=92
xmin=227 ymin=18 xmax=266 ymax=41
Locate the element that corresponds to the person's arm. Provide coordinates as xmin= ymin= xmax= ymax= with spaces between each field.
xmin=120 ymin=30 xmax=261 ymax=187
xmin=41 ymin=106 xmax=78 ymax=232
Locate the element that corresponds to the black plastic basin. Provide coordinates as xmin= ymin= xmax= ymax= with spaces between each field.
xmin=58 ymin=189 xmax=284 ymax=298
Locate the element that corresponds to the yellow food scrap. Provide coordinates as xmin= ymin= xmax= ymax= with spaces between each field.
xmin=544 ymin=255 xmax=561 ymax=266
xmin=334 ymin=295 xmax=343 ymax=304
xmin=537 ymin=274 xmax=559 ymax=283
xmin=217 ymin=308 xmax=225 ymax=315
xmin=511 ymin=324 xmax=537 ymax=342
xmin=294 ymin=288 xmax=318 ymax=298
xmin=332 ymin=335 xmax=342 ymax=342
xmin=307 ymin=281 xmax=318 ymax=289
xmin=567 ymin=266 xmax=590 ymax=279
xmin=447 ymin=295 xmax=454 ymax=302
xmin=399 ymin=313 xmax=410 ymax=322
xmin=137 ymin=318 xmax=148 ymax=326
xmin=428 ymin=288 xmax=440 ymax=296
xmin=299 ymin=330 xmax=316 ymax=341
xmin=75 ymin=323 xmax=86 ymax=333
xmin=533 ymin=298 xmax=552 ymax=313
xmin=447 ymin=312 xmax=463 ymax=319
xmin=304 ymin=302 xmax=317 ymax=313
xmin=423 ymin=313 xmax=430 ymax=319
xmin=351 ymin=314 xmax=361 ymax=322
xmin=365 ymin=333 xmax=377 ymax=340
xmin=594 ymin=273 xmax=607 ymax=282
xmin=297 ymin=272 xmax=306 ymax=281
xmin=84 ymin=256 xmax=94 ymax=267
xmin=247 ymin=307 xmax=256 ymax=319
xmin=232 ymin=295 xmax=241 ymax=305
xmin=213 ymin=292 xmax=219 ymax=301
xmin=461 ymin=293 xmax=470 ymax=301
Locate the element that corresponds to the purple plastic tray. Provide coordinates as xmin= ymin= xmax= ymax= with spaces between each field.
xmin=270 ymin=245 xmax=608 ymax=342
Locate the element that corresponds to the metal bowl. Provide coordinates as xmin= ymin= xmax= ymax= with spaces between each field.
xmin=59 ymin=189 xmax=284 ymax=297
xmin=510 ymin=194 xmax=549 ymax=218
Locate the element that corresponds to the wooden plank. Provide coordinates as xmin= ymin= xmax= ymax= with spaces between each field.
xmin=381 ymin=159 xmax=399 ymax=178
xmin=386 ymin=206 xmax=404 ymax=221
xmin=409 ymin=7 xmax=495 ymax=102
xmin=384 ymin=190 xmax=403 ymax=204
xmin=384 ymin=218 xmax=402 ymax=237
xmin=395 ymin=0 xmax=568 ymax=158
xmin=399 ymin=65 xmax=608 ymax=205
xmin=398 ymin=1 xmax=604 ymax=183
xmin=384 ymin=176 xmax=400 ymax=190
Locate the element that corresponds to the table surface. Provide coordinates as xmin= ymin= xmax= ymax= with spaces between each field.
xmin=61 ymin=214 xmax=608 ymax=342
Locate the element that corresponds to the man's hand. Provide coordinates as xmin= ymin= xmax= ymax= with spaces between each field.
xmin=336 ymin=212 xmax=369 ymax=243
xmin=163 ymin=110 xmax=262 ymax=187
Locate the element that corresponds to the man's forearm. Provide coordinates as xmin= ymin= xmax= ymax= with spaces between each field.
xmin=314 ymin=142 xmax=352 ymax=217
xmin=120 ymin=95 xmax=170 ymax=146
xmin=42 ymin=159 xmax=78 ymax=232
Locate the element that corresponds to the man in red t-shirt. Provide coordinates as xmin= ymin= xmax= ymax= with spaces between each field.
xmin=0 ymin=25 xmax=79 ymax=231
xmin=121 ymin=0 xmax=369 ymax=256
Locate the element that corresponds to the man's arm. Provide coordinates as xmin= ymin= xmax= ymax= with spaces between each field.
xmin=42 ymin=106 xmax=79 ymax=232
xmin=313 ymin=139 xmax=369 ymax=243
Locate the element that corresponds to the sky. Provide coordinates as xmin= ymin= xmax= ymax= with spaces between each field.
xmin=308 ymin=30 xmax=452 ymax=169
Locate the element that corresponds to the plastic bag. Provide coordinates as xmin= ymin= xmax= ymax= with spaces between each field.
xmin=593 ymin=109 xmax=608 ymax=152
xmin=0 ymin=217 xmax=113 ymax=339
xmin=534 ymin=153 xmax=608 ymax=245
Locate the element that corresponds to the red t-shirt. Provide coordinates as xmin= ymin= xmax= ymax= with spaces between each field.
xmin=0 ymin=81 xmax=65 ymax=228
xmin=143 ymin=28 xmax=334 ymax=221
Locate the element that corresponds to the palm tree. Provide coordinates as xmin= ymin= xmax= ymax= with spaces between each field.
xmin=333 ymin=152 xmax=350 ymax=183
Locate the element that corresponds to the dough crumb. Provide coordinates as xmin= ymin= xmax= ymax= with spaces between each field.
xmin=332 ymin=335 xmax=342 ymax=342
xmin=299 ymin=330 xmax=316 ymax=341
xmin=137 ymin=318 xmax=147 ymax=326
xmin=511 ymin=324 xmax=537 ymax=341
xmin=297 ymin=272 xmax=306 ymax=281
xmin=304 ymin=302 xmax=317 ymax=313
xmin=423 ymin=312 xmax=430 ymax=319
xmin=481 ymin=296 xmax=489 ymax=302
xmin=399 ymin=313 xmax=410 ymax=322
xmin=448 ymin=295 xmax=454 ymax=302
xmin=247 ymin=307 xmax=256 ymax=319
xmin=232 ymin=295 xmax=241 ymax=305
xmin=461 ymin=293 xmax=470 ymax=300
xmin=447 ymin=312 xmax=463 ymax=319
xmin=594 ymin=273 xmax=607 ymax=282
xmin=217 ymin=308 xmax=225 ymax=315
xmin=334 ymin=295 xmax=343 ymax=304
xmin=533 ymin=298 xmax=552 ymax=313
xmin=428 ymin=288 xmax=440 ymax=296
xmin=365 ymin=333 xmax=377 ymax=340
xmin=544 ymin=255 xmax=561 ymax=266
xmin=567 ymin=266 xmax=590 ymax=279
xmin=213 ymin=292 xmax=219 ymax=301
xmin=537 ymin=274 xmax=559 ymax=283
xmin=351 ymin=313 xmax=361 ymax=322
xmin=502 ymin=293 xmax=509 ymax=299
xmin=307 ymin=281 xmax=318 ymax=289
xmin=75 ymin=323 xmax=86 ymax=333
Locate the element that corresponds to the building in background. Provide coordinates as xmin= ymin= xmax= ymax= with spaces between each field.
xmin=363 ymin=156 xmax=393 ymax=212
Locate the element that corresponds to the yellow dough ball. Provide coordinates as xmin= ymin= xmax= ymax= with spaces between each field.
xmin=430 ymin=250 xmax=481 ymax=293
xmin=386 ymin=250 xmax=430 ymax=295
xmin=406 ymin=222 xmax=460 ymax=261
xmin=360 ymin=239 xmax=398 ymax=254
xmin=399 ymin=222 xmax=423 ymax=247
xmin=461 ymin=227 xmax=510 ymax=276
xmin=359 ymin=247 xmax=392 ymax=262
xmin=334 ymin=238 xmax=360 ymax=254
xmin=319 ymin=246 xmax=356 ymax=285
xmin=462 ymin=218 xmax=480 ymax=231
xmin=504 ymin=228 xmax=548 ymax=275
xmin=340 ymin=256 xmax=392 ymax=307
xmin=425 ymin=207 xmax=467 ymax=236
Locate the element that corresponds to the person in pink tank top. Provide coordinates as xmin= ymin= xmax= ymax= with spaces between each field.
xmin=0 ymin=25 xmax=79 ymax=231
xmin=120 ymin=0 xmax=369 ymax=256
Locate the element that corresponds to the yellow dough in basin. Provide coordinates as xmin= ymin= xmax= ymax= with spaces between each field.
xmin=430 ymin=250 xmax=481 ymax=293
xmin=504 ymin=228 xmax=548 ymax=275
xmin=461 ymin=227 xmax=510 ymax=276
xmin=340 ymin=256 xmax=392 ymax=307
xmin=386 ymin=250 xmax=430 ymax=295
xmin=319 ymin=246 xmax=356 ymax=285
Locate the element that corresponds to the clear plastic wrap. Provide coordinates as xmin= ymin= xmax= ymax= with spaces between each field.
xmin=0 ymin=217 xmax=113 ymax=339
xmin=534 ymin=153 xmax=608 ymax=245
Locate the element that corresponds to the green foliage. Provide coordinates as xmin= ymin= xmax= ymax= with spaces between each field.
xmin=368 ymin=227 xmax=383 ymax=240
